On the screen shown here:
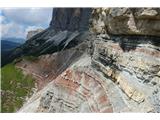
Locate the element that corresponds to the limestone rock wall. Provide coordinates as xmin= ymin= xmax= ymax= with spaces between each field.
xmin=91 ymin=8 xmax=160 ymax=36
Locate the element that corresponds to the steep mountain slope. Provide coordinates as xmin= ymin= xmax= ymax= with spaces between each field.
xmin=1 ymin=8 xmax=160 ymax=113
xmin=1 ymin=38 xmax=25 ymax=44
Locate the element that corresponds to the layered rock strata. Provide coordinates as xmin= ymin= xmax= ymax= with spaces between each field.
xmin=91 ymin=8 xmax=160 ymax=112
xmin=92 ymin=35 xmax=160 ymax=112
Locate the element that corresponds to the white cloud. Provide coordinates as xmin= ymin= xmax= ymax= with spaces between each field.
xmin=1 ymin=22 xmax=46 ymax=39
xmin=2 ymin=8 xmax=52 ymax=26
xmin=1 ymin=22 xmax=26 ymax=38
xmin=0 ymin=16 xmax=5 ymax=23
xmin=1 ymin=8 xmax=53 ymax=39
xmin=25 ymin=26 xmax=44 ymax=32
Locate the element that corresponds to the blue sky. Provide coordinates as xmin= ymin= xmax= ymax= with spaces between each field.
xmin=0 ymin=8 xmax=52 ymax=39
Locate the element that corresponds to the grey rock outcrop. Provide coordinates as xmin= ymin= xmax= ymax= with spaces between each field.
xmin=26 ymin=29 xmax=44 ymax=40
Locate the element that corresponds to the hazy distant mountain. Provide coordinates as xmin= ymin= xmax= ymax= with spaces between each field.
xmin=1 ymin=40 xmax=21 ymax=52
xmin=1 ymin=38 xmax=25 ymax=67
xmin=1 ymin=37 xmax=25 ymax=57
xmin=1 ymin=37 xmax=25 ymax=44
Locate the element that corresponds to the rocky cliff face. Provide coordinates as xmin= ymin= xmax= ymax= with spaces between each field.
xmin=2 ymin=8 xmax=160 ymax=113
xmin=50 ymin=8 xmax=92 ymax=31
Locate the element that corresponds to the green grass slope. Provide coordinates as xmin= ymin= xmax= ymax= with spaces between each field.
xmin=1 ymin=63 xmax=35 ymax=113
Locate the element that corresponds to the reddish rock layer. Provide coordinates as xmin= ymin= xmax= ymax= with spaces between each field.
xmin=37 ymin=67 xmax=113 ymax=112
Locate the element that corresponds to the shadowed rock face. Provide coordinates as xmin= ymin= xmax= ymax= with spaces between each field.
xmin=50 ymin=8 xmax=92 ymax=31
